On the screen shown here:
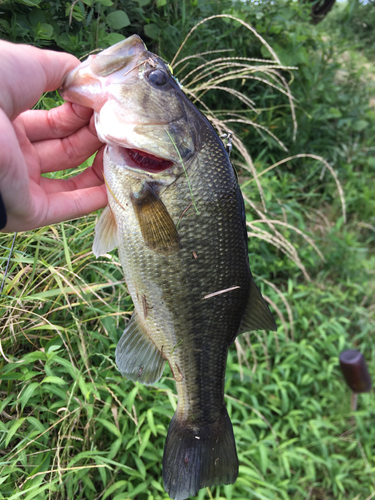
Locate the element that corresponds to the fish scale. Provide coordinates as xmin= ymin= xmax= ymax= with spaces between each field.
xmin=60 ymin=34 xmax=277 ymax=500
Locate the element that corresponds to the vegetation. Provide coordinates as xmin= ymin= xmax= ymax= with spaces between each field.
xmin=1 ymin=1 xmax=374 ymax=499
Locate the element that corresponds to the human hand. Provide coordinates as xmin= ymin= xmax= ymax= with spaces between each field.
xmin=0 ymin=41 xmax=107 ymax=233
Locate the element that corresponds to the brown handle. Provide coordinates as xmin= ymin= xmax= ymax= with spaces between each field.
xmin=339 ymin=350 xmax=372 ymax=394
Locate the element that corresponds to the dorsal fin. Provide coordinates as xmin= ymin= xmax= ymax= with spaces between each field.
xmin=240 ymin=279 xmax=277 ymax=332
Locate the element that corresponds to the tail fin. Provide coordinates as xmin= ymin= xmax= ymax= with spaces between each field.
xmin=162 ymin=405 xmax=238 ymax=500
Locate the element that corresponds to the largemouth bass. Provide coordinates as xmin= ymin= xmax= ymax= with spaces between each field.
xmin=60 ymin=35 xmax=276 ymax=500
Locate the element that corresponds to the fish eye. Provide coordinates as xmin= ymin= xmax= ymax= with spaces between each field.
xmin=147 ymin=69 xmax=169 ymax=86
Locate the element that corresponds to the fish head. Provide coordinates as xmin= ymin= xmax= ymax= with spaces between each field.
xmin=60 ymin=35 xmax=204 ymax=181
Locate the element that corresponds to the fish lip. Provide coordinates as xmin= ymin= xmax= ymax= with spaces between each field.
xmin=108 ymin=145 xmax=176 ymax=175
xmin=108 ymin=121 xmax=176 ymax=126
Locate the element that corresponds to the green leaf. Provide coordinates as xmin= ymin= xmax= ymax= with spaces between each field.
xmin=60 ymin=223 xmax=72 ymax=272
xmin=25 ymin=280 xmax=125 ymax=301
xmin=46 ymin=343 xmax=62 ymax=354
xmin=138 ymin=0 xmax=151 ymax=5
xmin=138 ymin=428 xmax=151 ymax=457
xmin=19 ymin=383 xmax=39 ymax=411
xmin=0 ymin=19 xmax=10 ymax=32
xmin=126 ymin=481 xmax=148 ymax=498
xmin=81 ymin=474 xmax=96 ymax=492
xmin=103 ymin=480 xmax=127 ymax=500
xmin=95 ymin=457 xmax=141 ymax=478
xmin=41 ymin=376 xmax=68 ymax=386
xmin=165 ymin=389 xmax=177 ymax=411
xmin=146 ymin=409 xmax=157 ymax=436
xmin=144 ymin=24 xmax=160 ymax=40
xmin=35 ymin=22 xmax=53 ymax=40
xmin=258 ymin=444 xmax=268 ymax=475
xmin=27 ymin=417 xmax=46 ymax=434
xmin=0 ymin=373 xmax=24 ymax=380
xmin=20 ymin=479 xmax=58 ymax=500
xmin=0 ymin=475 xmax=9 ymax=485
xmin=24 ymin=451 xmax=51 ymax=489
xmin=65 ymin=4 xmax=85 ymax=22
xmin=108 ymin=437 xmax=122 ymax=459
xmin=104 ymin=33 xmax=125 ymax=46
xmin=353 ymin=120 xmax=369 ymax=131
xmin=6 ymin=418 xmax=26 ymax=447
xmin=78 ymin=374 xmax=90 ymax=400
xmin=106 ymin=11 xmax=130 ymax=30
xmin=156 ymin=0 xmax=166 ymax=6
xmin=96 ymin=418 xmax=121 ymax=438
xmin=29 ymin=9 xmax=46 ymax=24
xmin=24 ymin=371 xmax=41 ymax=381
xmin=23 ymin=351 xmax=47 ymax=364
xmin=132 ymin=453 xmax=146 ymax=479
xmin=0 ymin=395 xmax=13 ymax=413
xmin=97 ymin=459 xmax=107 ymax=486
xmin=96 ymin=0 xmax=113 ymax=5
xmin=53 ymin=355 xmax=78 ymax=378
xmin=16 ymin=0 xmax=41 ymax=5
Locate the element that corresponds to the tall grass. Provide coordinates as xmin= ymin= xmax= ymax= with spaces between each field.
xmin=1 ymin=10 xmax=375 ymax=500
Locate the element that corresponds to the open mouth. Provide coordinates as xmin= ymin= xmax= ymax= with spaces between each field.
xmin=123 ymin=148 xmax=174 ymax=173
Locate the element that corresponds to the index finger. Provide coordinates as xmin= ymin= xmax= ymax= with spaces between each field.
xmin=0 ymin=41 xmax=79 ymax=121
xmin=19 ymin=103 xmax=96 ymax=142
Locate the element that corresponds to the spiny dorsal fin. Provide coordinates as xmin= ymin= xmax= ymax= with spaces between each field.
xmin=240 ymin=279 xmax=277 ymax=333
xmin=115 ymin=313 xmax=166 ymax=385
xmin=130 ymin=183 xmax=181 ymax=254
xmin=92 ymin=205 xmax=118 ymax=257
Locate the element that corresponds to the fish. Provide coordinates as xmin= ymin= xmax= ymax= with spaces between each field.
xmin=60 ymin=35 xmax=276 ymax=500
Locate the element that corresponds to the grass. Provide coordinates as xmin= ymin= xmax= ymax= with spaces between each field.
xmin=1 ymin=9 xmax=375 ymax=500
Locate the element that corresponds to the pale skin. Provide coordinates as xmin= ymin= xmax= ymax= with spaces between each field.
xmin=0 ymin=41 xmax=108 ymax=233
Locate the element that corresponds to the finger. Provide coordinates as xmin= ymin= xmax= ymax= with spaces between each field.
xmin=0 ymin=109 xmax=33 ymax=229
xmin=2 ymin=183 xmax=108 ymax=233
xmin=33 ymin=124 xmax=103 ymax=174
xmin=39 ymin=147 xmax=105 ymax=194
xmin=0 ymin=41 xmax=79 ymax=121
xmin=45 ymin=184 xmax=108 ymax=227
xmin=19 ymin=102 xmax=95 ymax=142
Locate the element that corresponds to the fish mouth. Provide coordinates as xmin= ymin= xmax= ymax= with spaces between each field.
xmin=119 ymin=147 xmax=174 ymax=174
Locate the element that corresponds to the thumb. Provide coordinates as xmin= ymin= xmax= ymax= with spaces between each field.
xmin=0 ymin=41 xmax=79 ymax=121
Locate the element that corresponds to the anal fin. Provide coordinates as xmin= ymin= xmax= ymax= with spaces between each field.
xmin=92 ymin=205 xmax=118 ymax=257
xmin=130 ymin=183 xmax=181 ymax=254
xmin=115 ymin=313 xmax=165 ymax=385
xmin=240 ymin=278 xmax=277 ymax=332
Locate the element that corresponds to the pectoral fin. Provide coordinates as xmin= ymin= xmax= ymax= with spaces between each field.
xmin=92 ymin=205 xmax=118 ymax=258
xmin=115 ymin=313 xmax=166 ymax=385
xmin=131 ymin=183 xmax=181 ymax=254
xmin=240 ymin=279 xmax=277 ymax=332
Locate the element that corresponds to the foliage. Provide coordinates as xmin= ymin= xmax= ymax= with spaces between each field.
xmin=0 ymin=0 xmax=226 ymax=58
xmin=1 ymin=1 xmax=375 ymax=500
xmin=322 ymin=0 xmax=375 ymax=60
